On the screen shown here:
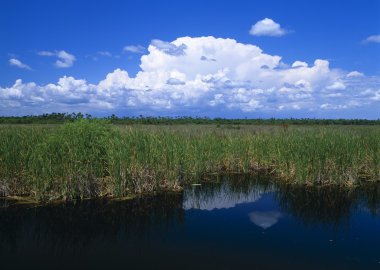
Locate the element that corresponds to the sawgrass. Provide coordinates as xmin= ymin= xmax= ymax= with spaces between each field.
xmin=0 ymin=120 xmax=379 ymax=201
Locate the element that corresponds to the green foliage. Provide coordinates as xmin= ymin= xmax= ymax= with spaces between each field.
xmin=28 ymin=120 xmax=119 ymax=200
xmin=0 ymin=122 xmax=379 ymax=201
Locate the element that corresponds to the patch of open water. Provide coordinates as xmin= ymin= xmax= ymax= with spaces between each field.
xmin=0 ymin=177 xmax=379 ymax=269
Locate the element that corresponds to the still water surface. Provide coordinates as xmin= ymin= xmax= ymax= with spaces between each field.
xmin=0 ymin=177 xmax=379 ymax=269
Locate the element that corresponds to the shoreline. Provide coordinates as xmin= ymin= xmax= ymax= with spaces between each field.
xmin=1 ymin=175 xmax=378 ymax=207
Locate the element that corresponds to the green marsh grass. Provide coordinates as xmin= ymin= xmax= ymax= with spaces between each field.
xmin=0 ymin=121 xmax=379 ymax=201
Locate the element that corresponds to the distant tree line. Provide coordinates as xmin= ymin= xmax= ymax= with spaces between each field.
xmin=0 ymin=113 xmax=379 ymax=125
xmin=0 ymin=113 xmax=91 ymax=124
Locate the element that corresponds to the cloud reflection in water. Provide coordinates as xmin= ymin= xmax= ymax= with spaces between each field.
xmin=248 ymin=211 xmax=283 ymax=229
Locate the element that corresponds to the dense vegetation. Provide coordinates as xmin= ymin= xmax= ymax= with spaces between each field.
xmin=0 ymin=112 xmax=380 ymax=125
xmin=0 ymin=120 xmax=379 ymax=202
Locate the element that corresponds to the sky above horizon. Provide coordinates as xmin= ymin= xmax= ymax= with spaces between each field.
xmin=1 ymin=0 xmax=380 ymax=118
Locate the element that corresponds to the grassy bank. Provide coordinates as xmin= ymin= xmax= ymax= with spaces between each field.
xmin=0 ymin=120 xmax=379 ymax=201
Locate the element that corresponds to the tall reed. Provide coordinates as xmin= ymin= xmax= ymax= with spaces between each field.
xmin=0 ymin=121 xmax=379 ymax=201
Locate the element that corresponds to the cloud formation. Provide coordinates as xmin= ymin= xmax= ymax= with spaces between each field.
xmin=123 ymin=45 xmax=146 ymax=54
xmin=248 ymin=211 xmax=283 ymax=229
xmin=183 ymin=183 xmax=267 ymax=210
xmin=150 ymin=39 xmax=188 ymax=56
xmin=363 ymin=35 xmax=380 ymax=44
xmin=1 ymin=36 xmax=379 ymax=117
xmin=347 ymin=71 xmax=364 ymax=77
xmin=9 ymin=58 xmax=31 ymax=70
xmin=249 ymin=18 xmax=287 ymax=37
xmin=38 ymin=50 xmax=76 ymax=68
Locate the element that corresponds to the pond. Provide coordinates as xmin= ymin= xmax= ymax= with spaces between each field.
xmin=0 ymin=176 xmax=379 ymax=269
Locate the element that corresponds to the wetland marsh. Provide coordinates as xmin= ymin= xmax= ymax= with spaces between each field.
xmin=0 ymin=120 xmax=379 ymax=201
xmin=1 ymin=119 xmax=380 ymax=269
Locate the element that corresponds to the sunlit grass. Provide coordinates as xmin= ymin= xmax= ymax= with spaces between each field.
xmin=0 ymin=120 xmax=379 ymax=201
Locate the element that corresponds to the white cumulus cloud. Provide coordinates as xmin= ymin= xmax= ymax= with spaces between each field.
xmin=38 ymin=50 xmax=76 ymax=68
xmin=9 ymin=58 xmax=31 ymax=70
xmin=347 ymin=71 xmax=364 ymax=77
xmin=2 ymin=36 xmax=379 ymax=117
xmin=326 ymin=81 xmax=346 ymax=90
xmin=55 ymin=51 xmax=76 ymax=68
xmin=292 ymin=61 xmax=308 ymax=68
xmin=249 ymin=18 xmax=288 ymax=37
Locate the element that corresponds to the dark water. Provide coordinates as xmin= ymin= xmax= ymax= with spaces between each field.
xmin=1 ymin=177 xmax=380 ymax=270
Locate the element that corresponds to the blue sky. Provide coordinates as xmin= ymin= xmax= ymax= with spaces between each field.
xmin=1 ymin=0 xmax=380 ymax=118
